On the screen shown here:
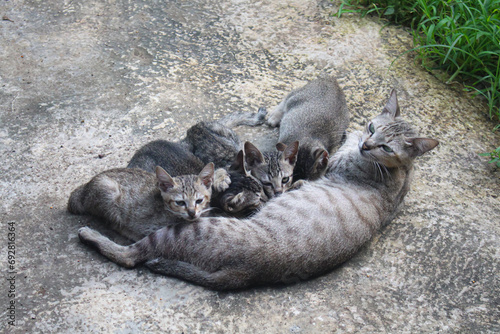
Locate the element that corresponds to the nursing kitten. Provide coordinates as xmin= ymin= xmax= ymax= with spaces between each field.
xmin=127 ymin=140 xmax=204 ymax=175
xmin=211 ymin=150 xmax=264 ymax=217
xmin=267 ymin=76 xmax=350 ymax=181
xmin=243 ymin=141 xmax=299 ymax=200
xmin=69 ymin=163 xmax=215 ymax=242
xmin=182 ymin=107 xmax=267 ymax=169
xmin=78 ymin=89 xmax=438 ymax=290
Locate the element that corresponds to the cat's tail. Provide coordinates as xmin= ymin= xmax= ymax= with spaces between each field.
xmin=67 ymin=184 xmax=86 ymax=214
xmin=219 ymin=107 xmax=267 ymax=128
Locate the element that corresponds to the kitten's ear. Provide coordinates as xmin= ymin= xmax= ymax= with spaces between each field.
xmin=283 ymin=141 xmax=299 ymax=165
xmin=409 ymin=138 xmax=439 ymax=156
xmin=314 ymin=149 xmax=329 ymax=172
xmin=156 ymin=166 xmax=176 ymax=192
xmin=198 ymin=163 xmax=215 ymax=188
xmin=229 ymin=191 xmax=243 ymax=205
xmin=244 ymin=142 xmax=264 ymax=168
xmin=230 ymin=150 xmax=250 ymax=175
xmin=276 ymin=142 xmax=287 ymax=152
xmin=382 ymin=89 xmax=400 ymax=118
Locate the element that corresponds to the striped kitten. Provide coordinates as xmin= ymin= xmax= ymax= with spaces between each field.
xmin=78 ymin=90 xmax=438 ymax=290
xmin=243 ymin=141 xmax=299 ymax=200
xmin=68 ymin=163 xmax=214 ymax=242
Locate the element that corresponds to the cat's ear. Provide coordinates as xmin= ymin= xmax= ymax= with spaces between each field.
xmin=313 ymin=149 xmax=329 ymax=172
xmin=244 ymin=142 xmax=264 ymax=168
xmin=409 ymin=138 xmax=439 ymax=156
xmin=156 ymin=166 xmax=176 ymax=192
xmin=230 ymin=150 xmax=250 ymax=175
xmin=382 ymin=89 xmax=400 ymax=118
xmin=198 ymin=163 xmax=215 ymax=188
xmin=283 ymin=141 xmax=299 ymax=165
xmin=276 ymin=142 xmax=287 ymax=152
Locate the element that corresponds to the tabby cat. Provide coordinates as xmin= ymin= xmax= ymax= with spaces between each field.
xmin=182 ymin=107 xmax=267 ymax=169
xmin=68 ymin=163 xmax=215 ymax=242
xmin=267 ymin=76 xmax=350 ymax=181
xmin=78 ymin=90 xmax=438 ymax=290
xmin=127 ymin=140 xmax=204 ymax=175
xmin=243 ymin=141 xmax=299 ymax=200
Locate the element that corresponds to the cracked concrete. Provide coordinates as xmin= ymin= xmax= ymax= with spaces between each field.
xmin=1 ymin=0 xmax=499 ymax=332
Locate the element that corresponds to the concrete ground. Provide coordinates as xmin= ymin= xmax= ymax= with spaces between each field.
xmin=1 ymin=0 xmax=499 ymax=332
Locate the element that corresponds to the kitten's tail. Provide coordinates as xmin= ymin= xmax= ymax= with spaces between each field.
xmin=67 ymin=184 xmax=86 ymax=214
xmin=219 ymin=107 xmax=267 ymax=128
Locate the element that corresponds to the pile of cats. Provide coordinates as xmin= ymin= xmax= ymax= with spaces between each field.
xmin=69 ymin=76 xmax=438 ymax=290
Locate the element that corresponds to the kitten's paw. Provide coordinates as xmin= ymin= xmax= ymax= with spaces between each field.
xmin=289 ymin=180 xmax=306 ymax=191
xmin=213 ymin=168 xmax=231 ymax=192
xmin=266 ymin=101 xmax=285 ymax=127
xmin=266 ymin=113 xmax=281 ymax=127
xmin=78 ymin=227 xmax=104 ymax=246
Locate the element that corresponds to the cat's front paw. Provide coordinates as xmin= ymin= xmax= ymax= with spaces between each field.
xmin=213 ymin=168 xmax=231 ymax=192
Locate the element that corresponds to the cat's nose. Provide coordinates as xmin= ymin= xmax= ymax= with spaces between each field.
xmin=362 ymin=142 xmax=370 ymax=151
xmin=187 ymin=210 xmax=197 ymax=219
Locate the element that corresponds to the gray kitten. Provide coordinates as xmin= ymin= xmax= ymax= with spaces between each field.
xmin=243 ymin=141 xmax=299 ymax=200
xmin=182 ymin=107 xmax=267 ymax=169
xmin=127 ymin=140 xmax=204 ymax=175
xmin=78 ymin=90 xmax=438 ymax=290
xmin=68 ymin=163 xmax=215 ymax=241
xmin=267 ymin=76 xmax=350 ymax=181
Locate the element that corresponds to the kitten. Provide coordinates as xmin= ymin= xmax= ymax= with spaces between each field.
xmin=267 ymin=76 xmax=350 ymax=181
xmin=69 ymin=163 xmax=215 ymax=242
xmin=127 ymin=140 xmax=204 ymax=175
xmin=211 ymin=150 xmax=265 ymax=217
xmin=182 ymin=107 xmax=267 ymax=169
xmin=78 ymin=89 xmax=438 ymax=290
xmin=243 ymin=141 xmax=299 ymax=200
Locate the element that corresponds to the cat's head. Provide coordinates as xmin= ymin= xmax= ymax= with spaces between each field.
xmin=216 ymin=150 xmax=264 ymax=215
xmin=359 ymin=90 xmax=439 ymax=168
xmin=155 ymin=163 xmax=214 ymax=221
xmin=244 ymin=141 xmax=299 ymax=199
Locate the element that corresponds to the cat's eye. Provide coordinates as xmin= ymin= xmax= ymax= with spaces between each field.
xmin=282 ymin=177 xmax=290 ymax=184
xmin=368 ymin=123 xmax=375 ymax=134
xmin=263 ymin=182 xmax=273 ymax=187
xmin=175 ymin=201 xmax=186 ymax=207
xmin=195 ymin=199 xmax=204 ymax=205
xmin=381 ymin=145 xmax=393 ymax=153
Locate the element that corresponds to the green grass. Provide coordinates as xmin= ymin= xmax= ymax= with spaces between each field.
xmin=336 ymin=0 xmax=500 ymax=164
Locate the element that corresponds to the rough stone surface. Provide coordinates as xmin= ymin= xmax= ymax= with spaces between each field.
xmin=1 ymin=0 xmax=499 ymax=332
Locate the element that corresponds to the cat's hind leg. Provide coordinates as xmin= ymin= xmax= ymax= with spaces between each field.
xmin=79 ymin=227 xmax=154 ymax=268
xmin=145 ymin=258 xmax=251 ymax=290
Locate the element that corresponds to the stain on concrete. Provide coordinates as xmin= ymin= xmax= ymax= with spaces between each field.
xmin=0 ymin=0 xmax=498 ymax=332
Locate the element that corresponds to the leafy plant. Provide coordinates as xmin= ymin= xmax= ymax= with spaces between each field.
xmin=479 ymin=146 xmax=500 ymax=167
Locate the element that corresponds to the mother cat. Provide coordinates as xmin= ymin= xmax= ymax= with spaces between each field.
xmin=78 ymin=90 xmax=438 ymax=290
